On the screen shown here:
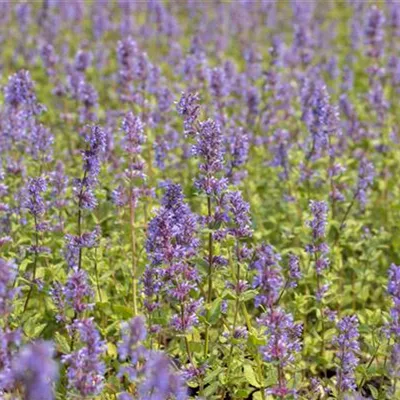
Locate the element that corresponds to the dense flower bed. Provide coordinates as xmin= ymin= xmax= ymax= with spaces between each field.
xmin=1 ymin=1 xmax=400 ymax=399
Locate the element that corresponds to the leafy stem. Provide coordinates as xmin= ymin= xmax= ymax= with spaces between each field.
xmin=204 ymin=195 xmax=214 ymax=357
xmin=23 ymin=214 xmax=40 ymax=312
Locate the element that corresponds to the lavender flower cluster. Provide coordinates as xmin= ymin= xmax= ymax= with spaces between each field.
xmin=1 ymin=1 xmax=400 ymax=399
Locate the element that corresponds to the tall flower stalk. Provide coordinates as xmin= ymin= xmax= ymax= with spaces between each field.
xmin=1 ymin=340 xmax=58 ymax=400
xmin=143 ymin=182 xmax=200 ymax=369
xmin=0 ymin=258 xmax=19 ymax=380
xmin=335 ymin=157 xmax=375 ymax=244
xmin=73 ymin=125 xmax=105 ymax=271
xmin=252 ymin=245 xmax=302 ymax=397
xmin=387 ymin=264 xmax=400 ymax=393
xmin=62 ymin=318 xmax=106 ymax=397
xmin=306 ymin=200 xmax=329 ymax=358
xmin=22 ymin=177 xmax=48 ymax=311
xmin=191 ymin=119 xmax=228 ymax=356
xmin=118 ymin=316 xmax=187 ymax=399
xmin=332 ymin=315 xmax=360 ymax=396
xmin=222 ymin=191 xmax=252 ymax=385
xmin=114 ymin=112 xmax=147 ymax=316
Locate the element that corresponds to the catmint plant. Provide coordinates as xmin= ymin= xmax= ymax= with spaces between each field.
xmin=333 ymin=315 xmax=360 ymax=394
xmin=62 ymin=318 xmax=106 ymax=397
xmin=0 ymin=341 xmax=58 ymax=400
xmin=2 ymin=2 xmax=400 ymax=399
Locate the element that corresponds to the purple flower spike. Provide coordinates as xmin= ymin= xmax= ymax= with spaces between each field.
xmin=119 ymin=316 xmax=147 ymax=362
xmin=4 ymin=70 xmax=44 ymax=115
xmin=1 ymin=341 xmax=58 ymax=400
xmin=192 ymin=119 xmax=227 ymax=195
xmin=62 ymin=318 xmax=106 ymax=397
xmin=356 ymin=158 xmax=375 ymax=210
xmin=121 ymin=112 xmax=145 ymax=155
xmin=364 ymin=5 xmax=385 ymax=59
xmin=333 ymin=315 xmax=360 ymax=392
xmin=288 ymin=254 xmax=301 ymax=288
xmin=64 ymin=268 xmax=94 ymax=314
xmin=24 ymin=177 xmax=47 ymax=218
xmin=0 ymin=258 xmax=17 ymax=316
xmin=176 ymin=91 xmax=201 ymax=135
xmin=252 ymin=244 xmax=283 ymax=308
xmin=308 ymin=200 xmax=328 ymax=241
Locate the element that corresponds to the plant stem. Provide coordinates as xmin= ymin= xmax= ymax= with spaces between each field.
xmin=333 ymin=190 xmax=359 ymax=248
xmin=77 ymin=169 xmax=88 ymax=271
xmin=130 ymin=192 xmax=138 ymax=316
xmin=316 ymin=272 xmax=326 ymax=361
xmin=226 ymin=245 xmax=241 ymax=379
xmin=23 ymin=215 xmax=39 ymax=312
xmin=94 ymin=247 xmax=102 ymax=302
xmin=379 ymin=337 xmax=391 ymax=397
xmin=241 ymin=303 xmax=266 ymax=400
xmin=204 ymin=195 xmax=214 ymax=357
xmin=206 ymin=196 xmax=213 ymax=303
xmin=181 ymin=302 xmax=194 ymax=365
xmin=359 ymin=342 xmax=381 ymax=389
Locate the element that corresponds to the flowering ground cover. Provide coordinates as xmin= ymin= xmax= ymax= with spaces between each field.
xmin=1 ymin=1 xmax=400 ymax=399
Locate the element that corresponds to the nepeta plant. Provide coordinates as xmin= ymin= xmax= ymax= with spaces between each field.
xmin=1 ymin=2 xmax=400 ymax=399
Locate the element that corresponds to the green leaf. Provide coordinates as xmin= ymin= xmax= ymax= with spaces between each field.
xmin=236 ymin=388 xmax=252 ymax=398
xmin=107 ymin=342 xmax=118 ymax=359
xmin=221 ymin=290 xmax=236 ymax=300
xmin=243 ymin=364 xmax=261 ymax=388
xmin=24 ymin=321 xmax=47 ymax=338
xmin=203 ymin=381 xmax=219 ymax=397
xmin=204 ymin=367 xmax=224 ymax=385
xmin=368 ymin=384 xmax=379 ymax=399
xmin=112 ymin=304 xmax=134 ymax=319
xmin=240 ymin=290 xmax=258 ymax=302
xmin=264 ymin=367 xmax=278 ymax=387
xmin=207 ymin=298 xmax=222 ymax=325
xmin=253 ymin=391 xmax=272 ymax=400
xmin=194 ymin=258 xmax=210 ymax=275
xmin=248 ymin=333 xmax=266 ymax=347
xmin=54 ymin=332 xmax=71 ymax=354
